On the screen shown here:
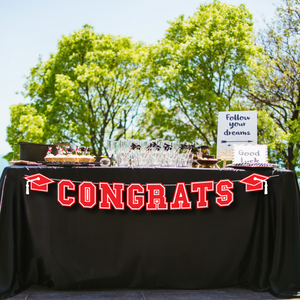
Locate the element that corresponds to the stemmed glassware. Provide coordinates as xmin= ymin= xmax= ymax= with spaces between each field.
xmin=104 ymin=138 xmax=194 ymax=168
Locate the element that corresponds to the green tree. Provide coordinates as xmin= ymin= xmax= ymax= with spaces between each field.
xmin=4 ymin=104 xmax=46 ymax=161
xmin=21 ymin=24 xmax=148 ymax=156
xmin=246 ymin=0 xmax=300 ymax=170
xmin=138 ymin=0 xmax=261 ymax=148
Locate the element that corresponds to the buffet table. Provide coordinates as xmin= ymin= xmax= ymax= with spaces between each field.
xmin=0 ymin=165 xmax=300 ymax=299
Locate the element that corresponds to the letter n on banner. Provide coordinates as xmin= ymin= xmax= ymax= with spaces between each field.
xmin=99 ymin=183 xmax=125 ymax=210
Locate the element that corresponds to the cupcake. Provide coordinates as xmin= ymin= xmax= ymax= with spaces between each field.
xmin=44 ymin=147 xmax=55 ymax=162
xmin=86 ymin=147 xmax=95 ymax=163
xmin=54 ymin=146 xmax=65 ymax=163
xmin=73 ymin=148 xmax=80 ymax=163
xmin=78 ymin=147 xmax=89 ymax=163
xmin=64 ymin=148 xmax=76 ymax=164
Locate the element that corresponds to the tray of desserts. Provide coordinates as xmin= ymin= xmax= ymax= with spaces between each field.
xmin=43 ymin=146 xmax=96 ymax=166
xmin=196 ymin=153 xmax=219 ymax=168
xmin=10 ymin=160 xmax=42 ymax=166
xmin=39 ymin=161 xmax=93 ymax=167
xmin=227 ymin=162 xmax=279 ymax=169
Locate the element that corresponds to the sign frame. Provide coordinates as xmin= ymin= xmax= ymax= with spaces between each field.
xmin=217 ymin=111 xmax=257 ymax=160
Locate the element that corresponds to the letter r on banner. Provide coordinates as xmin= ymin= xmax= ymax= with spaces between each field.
xmin=146 ymin=183 xmax=168 ymax=210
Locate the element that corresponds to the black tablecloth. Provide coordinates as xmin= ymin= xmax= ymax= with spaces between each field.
xmin=0 ymin=165 xmax=300 ymax=299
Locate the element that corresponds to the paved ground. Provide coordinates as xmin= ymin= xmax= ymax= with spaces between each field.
xmin=8 ymin=285 xmax=293 ymax=300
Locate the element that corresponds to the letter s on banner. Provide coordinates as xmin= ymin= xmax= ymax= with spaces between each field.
xmin=127 ymin=183 xmax=145 ymax=210
xmin=57 ymin=179 xmax=76 ymax=207
xmin=215 ymin=179 xmax=234 ymax=207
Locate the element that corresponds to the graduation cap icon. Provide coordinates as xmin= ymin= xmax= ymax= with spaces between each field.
xmin=23 ymin=173 xmax=55 ymax=194
xmin=239 ymin=173 xmax=270 ymax=194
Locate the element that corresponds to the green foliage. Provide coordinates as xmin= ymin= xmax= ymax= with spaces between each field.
xmin=23 ymin=24 xmax=148 ymax=155
xmin=246 ymin=0 xmax=300 ymax=170
xmin=4 ymin=104 xmax=46 ymax=161
xmin=5 ymin=1 xmax=298 ymax=172
xmin=257 ymin=110 xmax=287 ymax=166
xmin=138 ymin=0 xmax=261 ymax=146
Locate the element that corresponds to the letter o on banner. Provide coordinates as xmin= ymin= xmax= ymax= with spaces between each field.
xmin=57 ymin=179 xmax=76 ymax=207
xmin=79 ymin=181 xmax=97 ymax=209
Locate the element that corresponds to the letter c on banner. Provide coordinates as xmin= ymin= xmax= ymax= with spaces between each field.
xmin=57 ymin=179 xmax=76 ymax=207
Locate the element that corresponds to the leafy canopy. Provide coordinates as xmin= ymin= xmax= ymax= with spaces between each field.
xmin=138 ymin=0 xmax=261 ymax=148
xmin=24 ymin=24 xmax=148 ymax=155
xmin=246 ymin=0 xmax=300 ymax=171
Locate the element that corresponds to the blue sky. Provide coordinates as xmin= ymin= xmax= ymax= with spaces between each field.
xmin=0 ymin=0 xmax=280 ymax=171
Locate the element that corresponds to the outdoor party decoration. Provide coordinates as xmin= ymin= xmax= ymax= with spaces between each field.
xmin=23 ymin=172 xmax=273 ymax=208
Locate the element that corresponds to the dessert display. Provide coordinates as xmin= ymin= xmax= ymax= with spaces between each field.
xmin=197 ymin=157 xmax=219 ymax=168
xmin=42 ymin=145 xmax=97 ymax=165
xmin=194 ymin=145 xmax=219 ymax=168
xmin=38 ymin=140 xmax=224 ymax=169
xmin=39 ymin=139 xmax=278 ymax=170
xmin=77 ymin=147 xmax=95 ymax=163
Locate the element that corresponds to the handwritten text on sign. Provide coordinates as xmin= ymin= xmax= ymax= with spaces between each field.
xmin=233 ymin=145 xmax=268 ymax=164
xmin=217 ymin=111 xmax=257 ymax=160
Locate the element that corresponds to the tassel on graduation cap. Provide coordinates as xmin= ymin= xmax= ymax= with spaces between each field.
xmin=26 ymin=180 xmax=30 ymax=195
xmin=264 ymin=180 xmax=268 ymax=195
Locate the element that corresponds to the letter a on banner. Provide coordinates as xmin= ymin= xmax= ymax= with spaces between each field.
xmin=170 ymin=182 xmax=192 ymax=210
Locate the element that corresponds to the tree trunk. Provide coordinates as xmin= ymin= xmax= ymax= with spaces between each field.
xmin=286 ymin=143 xmax=295 ymax=171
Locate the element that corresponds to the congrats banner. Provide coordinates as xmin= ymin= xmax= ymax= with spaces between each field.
xmin=23 ymin=171 xmax=273 ymax=211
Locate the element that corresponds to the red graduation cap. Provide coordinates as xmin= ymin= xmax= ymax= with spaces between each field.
xmin=23 ymin=173 xmax=55 ymax=193
xmin=239 ymin=173 xmax=270 ymax=193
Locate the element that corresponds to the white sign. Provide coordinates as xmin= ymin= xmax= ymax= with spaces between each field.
xmin=233 ymin=145 xmax=268 ymax=164
xmin=217 ymin=111 xmax=257 ymax=160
